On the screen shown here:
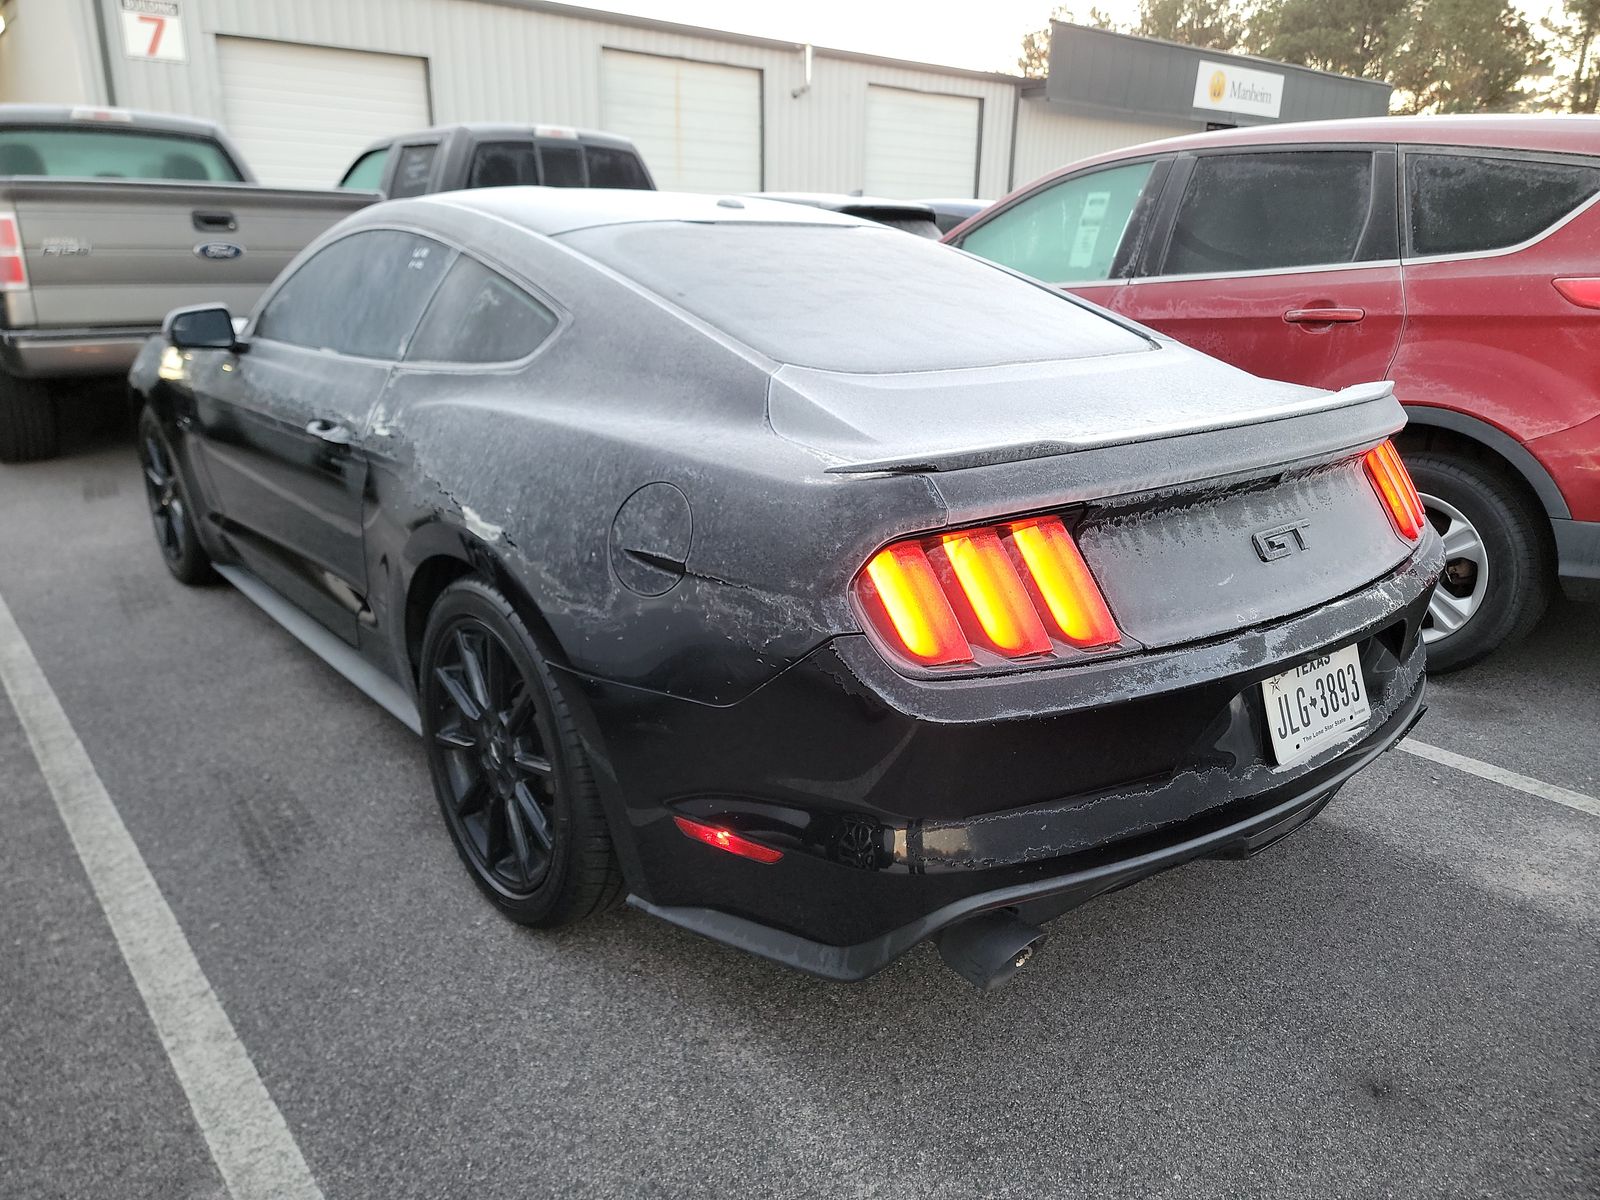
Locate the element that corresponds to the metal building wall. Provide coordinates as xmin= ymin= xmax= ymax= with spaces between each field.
xmin=1011 ymin=97 xmax=1196 ymax=191
xmin=94 ymin=0 xmax=1020 ymax=196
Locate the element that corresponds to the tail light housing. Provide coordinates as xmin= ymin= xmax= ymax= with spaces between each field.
xmin=0 ymin=213 xmax=27 ymax=290
xmin=854 ymin=514 xmax=1122 ymax=671
xmin=1364 ymin=439 xmax=1426 ymax=541
xmin=673 ymin=815 xmax=783 ymax=864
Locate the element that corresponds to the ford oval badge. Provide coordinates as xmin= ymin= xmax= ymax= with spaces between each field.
xmin=194 ymin=242 xmax=244 ymax=261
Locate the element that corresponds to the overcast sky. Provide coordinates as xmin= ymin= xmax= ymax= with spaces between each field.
xmin=592 ymin=0 xmax=1560 ymax=77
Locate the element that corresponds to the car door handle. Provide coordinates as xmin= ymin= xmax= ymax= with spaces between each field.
xmin=1284 ymin=307 xmax=1365 ymax=324
xmin=192 ymin=209 xmax=238 ymax=232
xmin=305 ymin=418 xmax=353 ymax=446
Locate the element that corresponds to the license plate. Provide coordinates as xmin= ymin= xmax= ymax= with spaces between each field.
xmin=1261 ymin=644 xmax=1371 ymax=768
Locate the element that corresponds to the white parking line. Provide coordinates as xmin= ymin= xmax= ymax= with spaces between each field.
xmin=0 ymin=591 xmax=324 ymax=1200
xmin=1401 ymin=738 xmax=1600 ymax=819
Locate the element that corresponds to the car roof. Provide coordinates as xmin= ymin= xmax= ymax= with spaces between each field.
xmin=0 ymin=103 xmax=225 ymax=138
xmin=407 ymin=187 xmax=878 ymax=236
xmin=353 ymin=123 xmax=640 ymax=156
xmin=1027 ymin=114 xmax=1600 ymax=186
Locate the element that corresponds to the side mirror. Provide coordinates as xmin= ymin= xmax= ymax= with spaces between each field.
xmin=164 ymin=304 xmax=242 ymax=351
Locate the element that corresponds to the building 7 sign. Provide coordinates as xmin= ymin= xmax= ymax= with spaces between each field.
xmin=120 ymin=0 xmax=187 ymax=63
xmin=1192 ymin=60 xmax=1283 ymax=119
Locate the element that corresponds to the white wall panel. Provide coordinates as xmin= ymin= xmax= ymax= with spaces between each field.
xmin=215 ymin=37 xmax=430 ymax=186
xmin=599 ymin=50 xmax=761 ymax=192
xmin=863 ymin=85 xmax=980 ymax=198
xmin=1012 ymin=98 xmax=1196 ymax=190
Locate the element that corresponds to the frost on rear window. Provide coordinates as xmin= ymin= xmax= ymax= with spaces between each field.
xmin=558 ymin=223 xmax=1150 ymax=372
xmin=1407 ymin=154 xmax=1600 ymax=257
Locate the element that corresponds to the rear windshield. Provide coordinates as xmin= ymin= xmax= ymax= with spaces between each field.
xmin=467 ymin=140 xmax=652 ymax=191
xmin=559 ymin=222 xmax=1148 ymax=372
xmin=0 ymin=127 xmax=243 ymax=182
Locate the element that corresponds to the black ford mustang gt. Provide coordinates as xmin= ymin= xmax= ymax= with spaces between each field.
xmin=130 ymin=190 xmax=1442 ymax=989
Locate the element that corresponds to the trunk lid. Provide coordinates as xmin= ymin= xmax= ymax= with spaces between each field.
xmin=769 ymin=341 xmax=1413 ymax=651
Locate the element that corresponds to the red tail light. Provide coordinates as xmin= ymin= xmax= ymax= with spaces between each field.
xmin=1364 ymin=440 xmax=1426 ymax=541
xmin=856 ymin=515 xmax=1121 ymax=669
xmin=0 ymin=214 xmax=27 ymax=290
xmin=1553 ymin=277 xmax=1600 ymax=309
xmin=673 ymin=815 xmax=783 ymax=864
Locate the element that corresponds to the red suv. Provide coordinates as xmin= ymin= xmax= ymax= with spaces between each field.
xmin=948 ymin=115 xmax=1599 ymax=670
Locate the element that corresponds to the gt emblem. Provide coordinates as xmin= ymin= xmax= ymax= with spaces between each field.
xmin=1252 ymin=520 xmax=1310 ymax=562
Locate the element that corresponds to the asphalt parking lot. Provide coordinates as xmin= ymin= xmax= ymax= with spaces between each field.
xmin=2 ymin=418 xmax=1596 ymax=1200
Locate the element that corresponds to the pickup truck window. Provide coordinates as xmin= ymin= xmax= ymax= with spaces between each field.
xmin=586 ymin=145 xmax=650 ymax=190
xmin=0 ymin=127 xmax=244 ymax=182
xmin=468 ymin=143 xmax=539 ymax=188
xmin=540 ymin=143 xmax=586 ymax=187
xmin=406 ymin=256 xmax=558 ymax=364
xmin=256 ymin=230 xmax=453 ymax=360
xmin=340 ymin=147 xmax=389 ymax=191
xmin=390 ymin=144 xmax=438 ymax=199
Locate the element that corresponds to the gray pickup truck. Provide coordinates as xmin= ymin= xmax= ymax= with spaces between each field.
xmin=336 ymin=123 xmax=655 ymax=198
xmin=0 ymin=105 xmax=375 ymax=462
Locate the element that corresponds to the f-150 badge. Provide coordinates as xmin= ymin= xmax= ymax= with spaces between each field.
xmin=40 ymin=237 xmax=92 ymax=256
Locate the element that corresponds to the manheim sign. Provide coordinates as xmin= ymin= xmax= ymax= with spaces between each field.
xmin=1193 ymin=60 xmax=1285 ymax=119
xmin=1043 ymin=23 xmax=1392 ymax=128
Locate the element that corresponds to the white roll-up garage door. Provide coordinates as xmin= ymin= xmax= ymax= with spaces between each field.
xmin=216 ymin=37 xmax=431 ymax=188
xmin=600 ymin=50 xmax=761 ymax=193
xmin=863 ymin=85 xmax=980 ymax=199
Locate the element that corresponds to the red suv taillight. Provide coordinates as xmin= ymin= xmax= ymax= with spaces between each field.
xmin=1364 ymin=439 xmax=1426 ymax=541
xmin=0 ymin=213 xmax=27 ymax=290
xmin=855 ymin=515 xmax=1121 ymax=669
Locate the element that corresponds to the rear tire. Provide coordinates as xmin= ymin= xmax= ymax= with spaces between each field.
xmin=0 ymin=373 xmax=59 ymax=463
xmin=1403 ymin=449 xmax=1552 ymax=673
xmin=419 ymin=577 xmax=623 ymax=928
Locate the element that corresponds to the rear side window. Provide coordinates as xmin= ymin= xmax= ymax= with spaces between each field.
xmin=959 ymin=161 xmax=1155 ymax=283
xmin=468 ymin=142 xmax=539 ymax=188
xmin=0 ymin=127 xmax=243 ymax=181
xmin=585 ymin=145 xmax=651 ymax=190
xmin=1163 ymin=151 xmax=1377 ymax=275
xmin=389 ymin=144 xmax=438 ymax=198
xmin=1407 ymin=153 xmax=1600 ymax=257
xmin=255 ymin=230 xmax=452 ymax=359
xmin=339 ymin=147 xmax=388 ymax=190
xmin=406 ymin=256 xmax=559 ymax=364
xmin=539 ymin=142 xmax=586 ymax=187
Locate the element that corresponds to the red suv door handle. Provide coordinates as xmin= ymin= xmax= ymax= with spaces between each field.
xmin=1284 ymin=306 xmax=1365 ymax=324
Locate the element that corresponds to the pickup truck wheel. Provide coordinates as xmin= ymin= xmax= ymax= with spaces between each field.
xmin=0 ymin=373 xmax=59 ymax=463
xmin=1404 ymin=450 xmax=1552 ymax=673
xmin=137 ymin=409 xmax=215 ymax=585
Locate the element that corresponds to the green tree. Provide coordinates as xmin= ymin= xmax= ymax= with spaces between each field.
xmin=1018 ymin=6 xmax=1121 ymax=77
xmin=1249 ymin=0 xmax=1407 ymax=79
xmin=1542 ymin=0 xmax=1600 ymax=110
xmin=1388 ymin=0 xmax=1545 ymax=111
xmin=1136 ymin=0 xmax=1248 ymax=51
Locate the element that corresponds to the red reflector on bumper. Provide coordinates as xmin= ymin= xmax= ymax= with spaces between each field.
xmin=673 ymin=815 xmax=783 ymax=864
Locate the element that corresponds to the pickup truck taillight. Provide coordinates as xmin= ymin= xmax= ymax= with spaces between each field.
xmin=0 ymin=213 xmax=27 ymax=290
xmin=854 ymin=515 xmax=1121 ymax=669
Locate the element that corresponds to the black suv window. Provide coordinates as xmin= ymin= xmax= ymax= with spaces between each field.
xmin=406 ymin=256 xmax=558 ymax=364
xmin=389 ymin=143 xmax=438 ymax=198
xmin=1407 ymin=153 xmax=1600 ymax=257
xmin=585 ymin=144 xmax=650 ymax=190
xmin=1163 ymin=151 xmax=1378 ymax=275
xmin=468 ymin=142 xmax=539 ymax=188
xmin=255 ymin=230 xmax=452 ymax=359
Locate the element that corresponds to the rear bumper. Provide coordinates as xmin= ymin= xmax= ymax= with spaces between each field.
xmin=0 ymin=327 xmax=153 ymax=379
xmin=633 ymin=673 xmax=1426 ymax=981
xmin=565 ymin=536 xmax=1441 ymax=978
xmin=1554 ymin=518 xmax=1600 ymax=601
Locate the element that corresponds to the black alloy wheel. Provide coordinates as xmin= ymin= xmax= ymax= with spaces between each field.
xmin=419 ymin=578 xmax=622 ymax=926
xmin=138 ymin=408 xmax=215 ymax=585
